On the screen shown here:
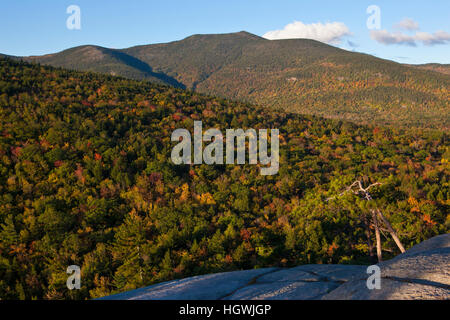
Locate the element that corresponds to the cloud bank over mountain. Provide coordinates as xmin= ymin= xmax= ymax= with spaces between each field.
xmin=263 ymin=21 xmax=351 ymax=44
xmin=371 ymin=29 xmax=450 ymax=46
xmin=371 ymin=18 xmax=450 ymax=46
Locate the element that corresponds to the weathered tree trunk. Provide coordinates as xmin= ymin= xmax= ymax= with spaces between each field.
xmin=372 ymin=210 xmax=382 ymax=262
xmin=377 ymin=209 xmax=405 ymax=253
xmin=364 ymin=215 xmax=375 ymax=260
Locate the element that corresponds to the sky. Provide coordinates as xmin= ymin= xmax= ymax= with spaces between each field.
xmin=0 ymin=0 xmax=449 ymax=64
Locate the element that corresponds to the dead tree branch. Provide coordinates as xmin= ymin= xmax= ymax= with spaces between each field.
xmin=326 ymin=180 xmax=405 ymax=262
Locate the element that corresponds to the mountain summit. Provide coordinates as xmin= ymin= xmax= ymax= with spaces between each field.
xmin=15 ymin=31 xmax=450 ymax=128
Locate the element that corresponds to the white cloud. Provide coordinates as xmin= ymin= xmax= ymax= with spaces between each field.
xmin=371 ymin=29 xmax=450 ymax=46
xmin=415 ymin=30 xmax=450 ymax=45
xmin=370 ymin=30 xmax=416 ymax=46
xmin=394 ymin=18 xmax=419 ymax=31
xmin=263 ymin=21 xmax=351 ymax=44
xmin=372 ymin=18 xmax=450 ymax=46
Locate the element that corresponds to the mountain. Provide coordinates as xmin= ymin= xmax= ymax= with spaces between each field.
xmin=15 ymin=31 xmax=449 ymax=129
xmin=408 ymin=63 xmax=450 ymax=75
xmin=25 ymin=45 xmax=185 ymax=88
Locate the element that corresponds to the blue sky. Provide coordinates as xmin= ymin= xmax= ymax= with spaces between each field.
xmin=1 ymin=0 xmax=449 ymax=64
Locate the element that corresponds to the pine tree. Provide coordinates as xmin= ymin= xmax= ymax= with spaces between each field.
xmin=112 ymin=212 xmax=149 ymax=291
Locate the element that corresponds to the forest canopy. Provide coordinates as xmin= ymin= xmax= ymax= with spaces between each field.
xmin=0 ymin=58 xmax=448 ymax=299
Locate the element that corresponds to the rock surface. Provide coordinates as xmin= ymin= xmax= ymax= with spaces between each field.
xmin=100 ymin=234 xmax=450 ymax=300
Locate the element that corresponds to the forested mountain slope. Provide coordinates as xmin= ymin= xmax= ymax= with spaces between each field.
xmin=25 ymin=45 xmax=184 ymax=88
xmin=13 ymin=31 xmax=449 ymax=129
xmin=409 ymin=63 xmax=450 ymax=75
xmin=0 ymin=58 xmax=448 ymax=299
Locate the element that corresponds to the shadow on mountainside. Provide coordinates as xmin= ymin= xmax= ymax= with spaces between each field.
xmin=109 ymin=50 xmax=186 ymax=89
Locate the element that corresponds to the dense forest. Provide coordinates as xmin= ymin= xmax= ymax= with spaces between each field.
xmin=20 ymin=31 xmax=450 ymax=129
xmin=0 ymin=58 xmax=448 ymax=299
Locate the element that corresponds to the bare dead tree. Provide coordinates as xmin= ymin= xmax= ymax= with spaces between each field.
xmin=376 ymin=208 xmax=405 ymax=254
xmin=327 ymin=180 xmax=405 ymax=262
